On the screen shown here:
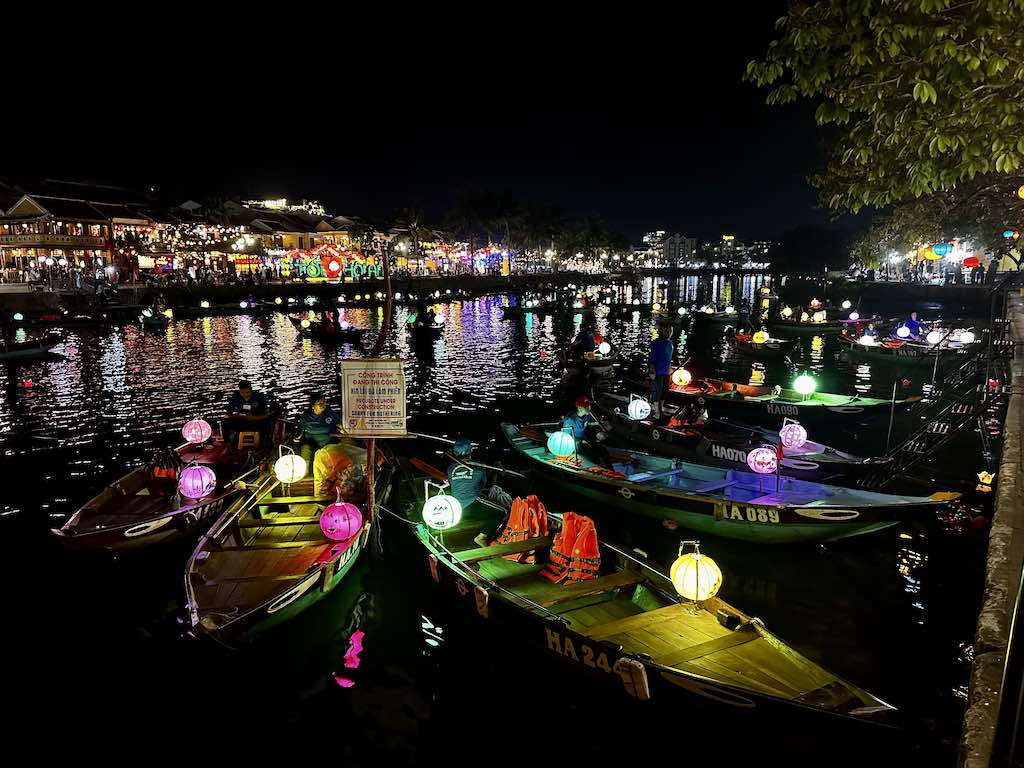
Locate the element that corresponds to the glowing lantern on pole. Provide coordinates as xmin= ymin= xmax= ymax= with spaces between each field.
xmin=547 ymin=430 xmax=576 ymax=457
xmin=779 ymin=421 xmax=807 ymax=450
xmin=182 ymin=418 xmax=213 ymax=444
xmin=178 ymin=464 xmax=217 ymax=499
xmin=752 ymin=330 xmax=769 ymax=344
xmin=849 ymin=311 xmax=859 ymax=320
xmin=13 ymin=312 xmax=23 ymax=321
xmin=422 ymin=490 xmax=462 ymax=531
xmin=627 ymin=397 xmax=652 ymax=421
xmin=598 ymin=341 xmax=612 ymax=355
xmin=747 ymin=446 xmax=778 ymax=474
xmin=672 ymin=368 xmax=692 ymax=387
xmin=793 ymin=374 xmax=816 ymax=396
xmin=841 ymin=300 xmax=852 ymax=310
xmin=320 ymin=499 xmax=363 ymax=541
xmin=932 ymin=243 xmax=952 ymax=256
xmin=926 ymin=329 xmax=943 ymax=345
xmin=671 ymin=542 xmax=722 ymax=602
xmin=274 ymin=453 xmax=307 ymax=484
xmin=896 ymin=325 xmax=911 ymax=339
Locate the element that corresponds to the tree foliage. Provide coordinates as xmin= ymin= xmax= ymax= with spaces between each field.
xmin=745 ymin=0 xmax=1024 ymax=212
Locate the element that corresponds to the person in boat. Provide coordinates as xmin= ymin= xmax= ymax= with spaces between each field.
xmin=903 ymin=311 xmax=922 ymax=340
xmin=570 ymin=317 xmax=597 ymax=357
xmin=320 ymin=308 xmax=336 ymax=333
xmin=737 ymin=298 xmax=751 ymax=333
xmin=440 ymin=439 xmax=512 ymax=548
xmin=562 ymin=395 xmax=614 ymax=468
xmin=225 ymin=379 xmax=270 ymax=448
xmin=648 ymin=321 xmax=674 ymax=420
xmin=294 ymin=392 xmax=342 ymax=471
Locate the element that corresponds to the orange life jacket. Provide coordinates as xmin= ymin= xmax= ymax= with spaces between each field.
xmin=541 ymin=512 xmax=600 ymax=583
xmin=492 ymin=495 xmax=549 ymax=563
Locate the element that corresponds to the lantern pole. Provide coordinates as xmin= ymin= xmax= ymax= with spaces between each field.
xmin=364 ymin=246 xmax=393 ymax=528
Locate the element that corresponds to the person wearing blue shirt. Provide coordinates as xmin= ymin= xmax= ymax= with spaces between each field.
xmin=225 ymin=379 xmax=270 ymax=448
xmin=571 ymin=318 xmax=597 ymax=356
xmin=294 ymin=392 xmax=341 ymax=471
xmin=444 ymin=439 xmax=514 ymax=548
xmin=561 ymin=395 xmax=614 ymax=468
xmin=648 ymin=322 xmax=674 ymax=419
xmin=903 ymin=311 xmax=922 ymax=340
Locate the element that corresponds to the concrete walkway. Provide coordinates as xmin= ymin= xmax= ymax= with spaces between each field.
xmin=962 ymin=289 xmax=1024 ymax=766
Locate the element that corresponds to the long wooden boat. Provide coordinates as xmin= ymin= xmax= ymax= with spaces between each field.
xmin=606 ymin=301 xmax=654 ymax=314
xmin=651 ymin=376 xmax=918 ymax=429
xmin=0 ymin=333 xmax=62 ymax=361
xmin=52 ymin=439 xmax=260 ymax=551
xmin=139 ymin=313 xmax=168 ymax=330
xmin=407 ymin=322 xmax=444 ymax=340
xmin=593 ymin=393 xmax=890 ymax=486
xmin=174 ymin=301 xmax=276 ymax=318
xmin=837 ymin=334 xmax=974 ymax=367
xmin=763 ymin=315 xmax=878 ymax=335
xmin=501 ymin=303 xmax=592 ymax=317
xmin=559 ymin=345 xmax=619 ymax=372
xmin=732 ymin=333 xmax=798 ymax=359
xmin=404 ymin=457 xmax=898 ymax=727
xmin=288 ymin=315 xmax=366 ymax=344
xmin=501 ymin=423 xmax=954 ymax=543
xmin=184 ymin=443 xmax=393 ymax=644
xmin=693 ymin=309 xmax=741 ymax=327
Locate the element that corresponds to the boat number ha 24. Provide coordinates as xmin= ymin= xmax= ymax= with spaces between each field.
xmin=546 ymin=629 xmax=613 ymax=673
xmin=716 ymin=503 xmax=780 ymax=523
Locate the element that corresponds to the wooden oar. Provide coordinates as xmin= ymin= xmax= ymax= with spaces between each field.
xmin=443 ymin=451 xmax=528 ymax=479
xmin=409 ymin=456 xmax=448 ymax=483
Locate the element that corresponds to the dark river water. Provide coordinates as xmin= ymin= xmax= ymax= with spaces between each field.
xmin=2 ymin=276 xmax=998 ymax=764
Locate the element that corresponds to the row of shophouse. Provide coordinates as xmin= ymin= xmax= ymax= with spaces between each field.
xmin=0 ymin=181 xmax=479 ymax=284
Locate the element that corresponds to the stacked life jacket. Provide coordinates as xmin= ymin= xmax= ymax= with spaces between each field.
xmin=541 ymin=512 xmax=600 ymax=584
xmin=492 ymin=495 xmax=549 ymax=563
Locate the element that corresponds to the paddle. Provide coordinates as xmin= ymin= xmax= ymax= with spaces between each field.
xmin=443 ymin=451 xmax=528 ymax=480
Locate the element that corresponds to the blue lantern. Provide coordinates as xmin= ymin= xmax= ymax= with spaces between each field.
xmin=1004 ymin=230 xmax=1016 ymax=239
xmin=932 ymin=243 xmax=952 ymax=256
xmin=547 ymin=431 xmax=576 ymax=457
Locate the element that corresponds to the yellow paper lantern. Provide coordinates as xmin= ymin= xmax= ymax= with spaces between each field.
xmin=1017 ymin=184 xmax=1024 ymax=200
xmin=301 ymin=319 xmax=311 ymax=329
xmin=781 ymin=306 xmax=793 ymax=318
xmin=752 ymin=330 xmax=769 ymax=344
xmin=672 ymin=368 xmax=692 ymax=387
xmin=670 ymin=547 xmax=722 ymax=601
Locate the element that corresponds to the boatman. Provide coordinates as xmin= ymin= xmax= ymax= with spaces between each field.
xmin=225 ymin=379 xmax=270 ymax=448
xmin=648 ymin=321 xmax=674 ymax=420
xmin=903 ymin=311 xmax=922 ymax=340
xmin=562 ymin=395 xmax=614 ymax=469
xmin=571 ymin=317 xmax=597 ymax=357
xmin=294 ymin=392 xmax=342 ymax=472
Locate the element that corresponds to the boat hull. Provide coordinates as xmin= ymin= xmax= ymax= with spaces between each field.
xmin=837 ymin=336 xmax=970 ymax=367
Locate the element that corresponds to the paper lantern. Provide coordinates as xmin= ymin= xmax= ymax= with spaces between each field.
xmin=704 ymin=306 xmax=715 ymax=314
xmin=926 ymin=330 xmax=943 ymax=345
xmin=652 ymin=302 xmax=662 ymax=311
xmin=960 ymin=331 xmax=976 ymax=344
xmin=394 ymin=292 xmax=402 ymax=300
xmin=811 ymin=335 xmax=824 ymax=351
xmin=1018 ymin=185 xmax=1024 ymax=200
xmin=632 ymin=299 xmax=641 ymax=306
xmin=573 ymin=300 xmax=584 ymax=309
xmin=963 ymin=256 xmax=981 ymax=269
xmin=672 ymin=368 xmax=692 ymax=387
xmin=142 ymin=309 xmax=153 ymax=318
xmin=239 ymin=301 xmax=248 ymax=309
xmin=747 ymin=446 xmax=778 ymax=474
xmin=598 ymin=341 xmax=612 ymax=355
xmin=305 ymin=296 xmax=317 ymax=306
xmin=800 ymin=312 xmax=809 ymax=322
xmin=793 ymin=374 xmax=816 ymax=395
xmin=779 ymin=422 xmax=807 ymax=449
xmin=849 ymin=311 xmax=859 ymax=320
xmin=858 ymin=335 xmax=876 ymax=346
xmin=677 ymin=306 xmax=687 ymax=316
xmin=422 ymin=493 xmax=462 ymax=530
xmin=288 ymin=297 xmax=297 ymax=303
xmin=547 ymin=431 xmax=576 ymax=457
xmin=752 ymin=330 xmax=769 ymax=344
xmin=182 ymin=418 xmax=212 ymax=444
xmin=163 ymin=309 xmax=174 ymax=319
xmin=923 ymin=248 xmax=942 ymax=260
xmin=275 ymin=297 xmax=283 ymax=305
xmin=812 ymin=310 xmax=826 ymax=322
xmin=1003 ymin=230 xmax=1016 ymax=239
xmin=340 ymin=321 xmax=350 ymax=330
xmin=810 ymin=298 xmax=822 ymax=309
xmin=178 ymin=465 xmax=217 ymax=499
xmin=200 ymin=300 xmax=211 ymax=309
xmin=320 ymin=501 xmax=363 ymax=541
xmin=13 ymin=313 xmax=23 ymax=321
xmin=671 ymin=550 xmax=722 ymax=601
xmin=932 ymin=243 xmax=952 ymax=256
xmin=725 ymin=305 xmax=735 ymax=314
xmin=328 ymin=260 xmax=341 ymax=273
xmin=841 ymin=300 xmax=852 ymax=310
xmin=628 ymin=397 xmax=652 ymax=421
xmin=301 ymin=319 xmax=311 ymax=329
xmin=896 ymin=325 xmax=911 ymax=338
xmin=274 ymin=454 xmax=307 ymax=484
xmin=781 ymin=306 xmax=793 ymax=318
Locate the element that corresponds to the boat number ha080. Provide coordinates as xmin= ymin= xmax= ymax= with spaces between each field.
xmin=716 ymin=503 xmax=780 ymax=524
xmin=546 ymin=629 xmax=613 ymax=673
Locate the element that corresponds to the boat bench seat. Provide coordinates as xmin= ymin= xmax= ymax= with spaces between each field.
xmin=694 ymin=480 xmax=738 ymax=493
xmin=455 ymin=536 xmax=553 ymax=563
xmin=533 ymin=570 xmax=645 ymax=608
xmin=237 ymin=515 xmax=322 ymax=527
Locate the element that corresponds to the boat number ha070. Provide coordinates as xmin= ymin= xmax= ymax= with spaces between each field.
xmin=546 ymin=629 xmax=613 ymax=673
xmin=716 ymin=503 xmax=780 ymax=524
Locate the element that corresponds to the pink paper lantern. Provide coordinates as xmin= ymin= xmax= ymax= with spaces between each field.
xmin=747 ymin=446 xmax=778 ymax=474
xmin=320 ymin=501 xmax=363 ymax=541
xmin=178 ymin=465 xmax=217 ymax=499
xmin=182 ymin=418 xmax=213 ymax=444
xmin=779 ymin=422 xmax=808 ymax=450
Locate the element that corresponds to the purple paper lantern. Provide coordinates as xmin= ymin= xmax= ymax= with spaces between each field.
xmin=747 ymin=446 xmax=778 ymax=475
xmin=320 ymin=501 xmax=363 ymax=541
xmin=779 ymin=422 xmax=808 ymax=450
xmin=178 ymin=465 xmax=217 ymax=499
xmin=182 ymin=418 xmax=213 ymax=444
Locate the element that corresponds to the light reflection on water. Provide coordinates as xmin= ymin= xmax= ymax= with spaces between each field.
xmin=0 ymin=282 xmax=994 ymax=759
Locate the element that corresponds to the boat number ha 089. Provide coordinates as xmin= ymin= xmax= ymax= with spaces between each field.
xmin=546 ymin=629 xmax=613 ymax=673
xmin=716 ymin=503 xmax=780 ymax=524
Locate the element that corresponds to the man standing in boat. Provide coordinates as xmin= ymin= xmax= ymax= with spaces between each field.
xmin=648 ymin=321 xmax=674 ymax=420
xmin=225 ymin=379 xmax=270 ymax=448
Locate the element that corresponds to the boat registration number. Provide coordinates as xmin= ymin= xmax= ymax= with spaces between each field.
xmin=716 ymin=503 xmax=780 ymax=524
xmin=766 ymin=404 xmax=799 ymax=416
xmin=546 ymin=629 xmax=613 ymax=673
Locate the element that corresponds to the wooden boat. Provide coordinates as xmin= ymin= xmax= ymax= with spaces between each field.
xmin=288 ymin=315 xmax=365 ymax=344
xmin=184 ymin=441 xmax=393 ymax=645
xmin=606 ymin=301 xmax=654 ymax=314
xmin=13 ymin=312 xmax=104 ymax=328
xmin=501 ymin=423 xmax=954 ymax=543
xmin=501 ymin=302 xmax=592 ymax=317
xmin=650 ymin=376 xmax=918 ymax=429
xmin=53 ymin=439 xmax=261 ymax=551
xmin=764 ymin=315 xmax=877 ymax=336
xmin=403 ymin=457 xmax=898 ymax=726
xmin=139 ymin=312 xmax=168 ymax=330
xmin=593 ymin=393 xmax=891 ymax=486
xmin=559 ymin=345 xmax=619 ymax=372
xmin=693 ymin=309 xmax=741 ymax=327
xmin=732 ymin=333 xmax=798 ymax=360
xmin=837 ymin=334 xmax=974 ymax=366
xmin=407 ymin=322 xmax=444 ymax=340
xmin=174 ymin=301 xmax=276 ymax=318
xmin=0 ymin=333 xmax=62 ymax=361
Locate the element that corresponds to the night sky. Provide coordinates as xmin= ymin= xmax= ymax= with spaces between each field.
xmin=4 ymin=6 xmax=857 ymax=244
